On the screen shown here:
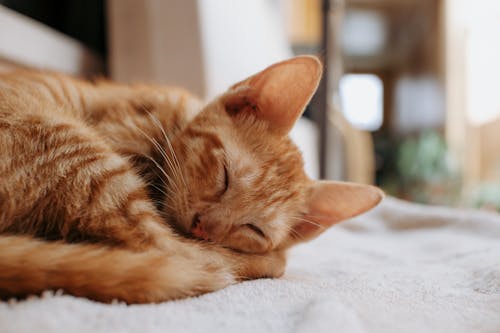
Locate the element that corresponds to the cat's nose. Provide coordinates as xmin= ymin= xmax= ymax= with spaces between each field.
xmin=190 ymin=214 xmax=210 ymax=240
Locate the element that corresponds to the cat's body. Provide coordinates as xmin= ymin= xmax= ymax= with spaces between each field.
xmin=0 ymin=70 xmax=198 ymax=245
xmin=0 ymin=56 xmax=383 ymax=303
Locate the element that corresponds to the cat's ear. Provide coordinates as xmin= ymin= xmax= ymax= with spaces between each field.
xmin=292 ymin=181 xmax=384 ymax=242
xmin=222 ymin=56 xmax=322 ymax=135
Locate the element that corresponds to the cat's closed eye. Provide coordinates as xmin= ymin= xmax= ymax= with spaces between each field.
xmin=214 ymin=164 xmax=230 ymax=198
xmin=223 ymin=165 xmax=229 ymax=193
xmin=243 ymin=223 xmax=265 ymax=238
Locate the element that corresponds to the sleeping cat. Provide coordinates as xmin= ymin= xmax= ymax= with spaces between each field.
xmin=0 ymin=56 xmax=383 ymax=303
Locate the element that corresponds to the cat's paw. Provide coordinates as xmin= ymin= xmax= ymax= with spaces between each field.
xmin=237 ymin=250 xmax=287 ymax=280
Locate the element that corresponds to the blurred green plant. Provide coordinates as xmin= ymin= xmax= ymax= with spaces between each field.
xmin=466 ymin=183 xmax=500 ymax=211
xmin=379 ymin=130 xmax=499 ymax=211
xmin=384 ymin=130 xmax=462 ymax=206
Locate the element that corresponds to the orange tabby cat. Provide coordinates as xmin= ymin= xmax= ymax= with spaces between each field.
xmin=0 ymin=56 xmax=382 ymax=303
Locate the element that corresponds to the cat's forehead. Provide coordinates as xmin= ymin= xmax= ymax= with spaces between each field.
xmin=223 ymin=128 xmax=307 ymax=187
xmin=223 ymin=138 xmax=261 ymax=185
xmin=185 ymin=106 xmax=307 ymax=184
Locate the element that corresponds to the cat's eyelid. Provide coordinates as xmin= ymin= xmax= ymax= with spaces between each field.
xmin=244 ymin=223 xmax=266 ymax=238
xmin=223 ymin=164 xmax=229 ymax=192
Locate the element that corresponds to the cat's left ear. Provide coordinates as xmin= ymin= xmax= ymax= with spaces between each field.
xmin=222 ymin=56 xmax=322 ymax=135
xmin=292 ymin=181 xmax=384 ymax=242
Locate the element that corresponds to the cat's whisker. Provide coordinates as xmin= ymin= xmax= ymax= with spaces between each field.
xmin=150 ymin=132 xmax=182 ymax=185
xmin=289 ymin=216 xmax=325 ymax=230
xmin=142 ymin=187 xmax=173 ymax=209
xmin=151 ymin=159 xmax=180 ymax=194
xmin=147 ymin=188 xmax=178 ymax=214
xmin=288 ymin=227 xmax=305 ymax=240
xmin=143 ymin=112 xmax=185 ymax=183
xmin=299 ymin=213 xmax=334 ymax=219
xmin=148 ymin=181 xmax=175 ymax=201
xmin=131 ymin=125 xmax=182 ymax=194
xmin=280 ymin=222 xmax=305 ymax=240
xmin=139 ymin=153 xmax=180 ymax=194
xmin=147 ymin=113 xmax=189 ymax=191
xmin=152 ymin=139 xmax=181 ymax=192
xmin=128 ymin=117 xmax=180 ymax=188
xmin=147 ymin=134 xmax=178 ymax=182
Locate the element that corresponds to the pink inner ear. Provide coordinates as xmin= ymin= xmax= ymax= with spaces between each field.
xmin=294 ymin=181 xmax=384 ymax=241
xmin=223 ymin=56 xmax=322 ymax=135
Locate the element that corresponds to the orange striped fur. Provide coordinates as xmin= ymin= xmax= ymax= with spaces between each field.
xmin=0 ymin=56 xmax=383 ymax=303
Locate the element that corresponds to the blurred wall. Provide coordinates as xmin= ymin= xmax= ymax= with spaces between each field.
xmin=108 ymin=0 xmax=291 ymax=100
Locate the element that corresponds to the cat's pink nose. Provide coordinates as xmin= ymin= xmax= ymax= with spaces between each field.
xmin=191 ymin=215 xmax=210 ymax=240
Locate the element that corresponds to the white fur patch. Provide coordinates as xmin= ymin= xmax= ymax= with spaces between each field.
xmin=128 ymin=200 xmax=154 ymax=216
xmin=101 ymin=155 xmax=126 ymax=171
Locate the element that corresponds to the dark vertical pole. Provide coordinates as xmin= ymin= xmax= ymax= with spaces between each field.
xmin=315 ymin=0 xmax=330 ymax=179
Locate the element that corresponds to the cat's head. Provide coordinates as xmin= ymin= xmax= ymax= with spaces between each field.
xmin=165 ymin=56 xmax=383 ymax=254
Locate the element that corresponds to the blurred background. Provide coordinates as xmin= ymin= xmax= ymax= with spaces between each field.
xmin=0 ymin=0 xmax=499 ymax=211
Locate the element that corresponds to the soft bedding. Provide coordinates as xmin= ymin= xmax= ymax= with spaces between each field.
xmin=1 ymin=197 xmax=499 ymax=333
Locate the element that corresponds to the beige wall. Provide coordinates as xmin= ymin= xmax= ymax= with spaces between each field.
xmin=108 ymin=0 xmax=206 ymax=96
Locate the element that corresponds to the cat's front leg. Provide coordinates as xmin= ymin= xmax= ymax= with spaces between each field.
xmin=195 ymin=242 xmax=288 ymax=282
xmin=233 ymin=250 xmax=287 ymax=280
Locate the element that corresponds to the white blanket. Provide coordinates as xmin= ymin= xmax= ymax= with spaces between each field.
xmin=1 ymin=197 xmax=500 ymax=333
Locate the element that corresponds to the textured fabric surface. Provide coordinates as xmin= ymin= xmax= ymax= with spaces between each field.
xmin=1 ymin=197 xmax=499 ymax=333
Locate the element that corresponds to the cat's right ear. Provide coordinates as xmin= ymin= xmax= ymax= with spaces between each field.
xmin=221 ymin=56 xmax=322 ymax=135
